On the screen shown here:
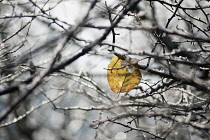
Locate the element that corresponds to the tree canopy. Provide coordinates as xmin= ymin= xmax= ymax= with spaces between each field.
xmin=0 ymin=0 xmax=210 ymax=139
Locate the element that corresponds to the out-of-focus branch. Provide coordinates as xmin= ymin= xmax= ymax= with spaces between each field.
xmin=0 ymin=0 xmax=142 ymax=123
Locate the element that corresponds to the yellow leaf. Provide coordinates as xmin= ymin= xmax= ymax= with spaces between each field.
xmin=107 ymin=54 xmax=142 ymax=93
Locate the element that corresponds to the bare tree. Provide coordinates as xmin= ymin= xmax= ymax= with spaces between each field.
xmin=0 ymin=0 xmax=210 ymax=139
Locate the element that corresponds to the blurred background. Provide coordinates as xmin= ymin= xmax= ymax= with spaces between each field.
xmin=0 ymin=0 xmax=210 ymax=139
